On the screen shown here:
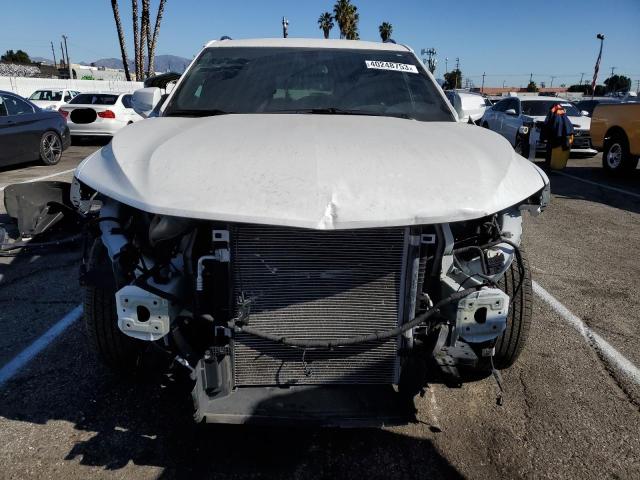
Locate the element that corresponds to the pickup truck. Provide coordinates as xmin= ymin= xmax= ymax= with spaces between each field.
xmin=591 ymin=103 xmax=640 ymax=172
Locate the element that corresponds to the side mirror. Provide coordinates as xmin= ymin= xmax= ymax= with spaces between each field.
xmin=581 ymin=110 xmax=589 ymax=117
xmin=505 ymin=108 xmax=517 ymax=116
xmin=131 ymin=87 xmax=162 ymax=118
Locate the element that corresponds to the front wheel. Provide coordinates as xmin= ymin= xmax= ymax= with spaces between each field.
xmin=492 ymin=246 xmax=533 ymax=369
xmin=84 ymin=240 xmax=144 ymax=372
xmin=39 ymin=131 xmax=63 ymax=165
xmin=603 ymin=134 xmax=638 ymax=173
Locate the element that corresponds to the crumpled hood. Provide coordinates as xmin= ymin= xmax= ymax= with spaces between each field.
xmin=76 ymin=114 xmax=548 ymax=230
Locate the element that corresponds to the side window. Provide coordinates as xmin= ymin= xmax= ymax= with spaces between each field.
xmin=0 ymin=97 xmax=7 ymax=116
xmin=121 ymin=95 xmax=132 ymax=109
xmin=493 ymin=99 xmax=507 ymax=112
xmin=504 ymin=98 xmax=518 ymax=113
xmin=3 ymin=96 xmax=34 ymax=116
xmin=64 ymin=92 xmax=72 ymax=101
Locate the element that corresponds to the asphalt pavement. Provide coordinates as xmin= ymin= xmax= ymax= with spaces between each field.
xmin=0 ymin=145 xmax=639 ymax=479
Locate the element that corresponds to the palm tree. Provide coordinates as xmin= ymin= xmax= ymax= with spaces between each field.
xmin=141 ymin=0 xmax=150 ymax=77
xmin=379 ymin=22 xmax=393 ymax=42
xmin=345 ymin=12 xmax=359 ymax=40
xmin=110 ymin=0 xmax=131 ymax=81
xmin=147 ymin=0 xmax=167 ymax=75
xmin=333 ymin=0 xmax=359 ymax=40
xmin=318 ymin=12 xmax=334 ymax=39
xmin=132 ymin=0 xmax=141 ymax=79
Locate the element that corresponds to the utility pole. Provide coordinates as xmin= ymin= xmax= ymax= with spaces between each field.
xmin=550 ymin=75 xmax=556 ymax=87
xmin=444 ymin=57 xmax=448 ymax=73
xmin=579 ymin=72 xmax=585 ymax=85
xmin=610 ymin=66 xmax=616 ymax=77
xmin=529 ymin=72 xmax=533 ymax=83
xmin=50 ymin=41 xmax=57 ymax=68
xmin=62 ymin=35 xmax=71 ymax=80
xmin=59 ymin=41 xmax=65 ymax=68
xmin=591 ymin=34 xmax=605 ymax=99
xmin=481 ymin=72 xmax=486 ymax=94
xmin=502 ymin=80 xmax=506 ymax=89
xmin=282 ymin=17 xmax=289 ymax=38
xmin=455 ymin=57 xmax=460 ymax=88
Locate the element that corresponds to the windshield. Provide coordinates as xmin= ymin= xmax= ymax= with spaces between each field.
xmin=69 ymin=94 xmax=118 ymax=105
xmin=29 ymin=90 xmax=63 ymax=101
xmin=164 ymin=47 xmax=453 ymax=122
xmin=521 ymin=100 xmax=581 ymax=117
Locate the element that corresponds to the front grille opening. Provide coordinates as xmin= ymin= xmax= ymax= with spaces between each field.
xmin=231 ymin=225 xmax=406 ymax=386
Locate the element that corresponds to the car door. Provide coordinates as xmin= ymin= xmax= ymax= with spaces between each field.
xmin=0 ymin=94 xmax=42 ymax=165
xmin=483 ymin=99 xmax=505 ymax=132
xmin=0 ymin=96 xmax=19 ymax=166
xmin=501 ymin=98 xmax=522 ymax=145
xmin=120 ymin=94 xmax=139 ymax=123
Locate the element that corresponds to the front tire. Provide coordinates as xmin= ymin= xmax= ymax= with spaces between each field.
xmin=492 ymin=246 xmax=533 ymax=369
xmin=84 ymin=241 xmax=143 ymax=372
xmin=39 ymin=131 xmax=63 ymax=165
xmin=603 ymin=134 xmax=638 ymax=173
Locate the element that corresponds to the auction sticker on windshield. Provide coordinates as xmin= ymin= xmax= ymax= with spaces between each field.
xmin=365 ymin=60 xmax=418 ymax=73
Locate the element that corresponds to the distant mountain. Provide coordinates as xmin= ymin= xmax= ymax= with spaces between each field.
xmin=81 ymin=54 xmax=191 ymax=73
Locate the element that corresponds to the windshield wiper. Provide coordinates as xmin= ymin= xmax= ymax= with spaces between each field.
xmin=165 ymin=109 xmax=232 ymax=117
xmin=271 ymin=107 xmax=413 ymax=120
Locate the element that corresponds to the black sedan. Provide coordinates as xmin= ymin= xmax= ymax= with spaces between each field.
xmin=0 ymin=90 xmax=71 ymax=167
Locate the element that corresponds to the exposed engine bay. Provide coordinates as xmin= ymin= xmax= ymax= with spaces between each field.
xmin=73 ymin=178 xmax=548 ymax=425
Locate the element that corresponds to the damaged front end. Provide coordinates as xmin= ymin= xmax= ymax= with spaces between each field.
xmin=74 ymin=177 xmax=548 ymax=426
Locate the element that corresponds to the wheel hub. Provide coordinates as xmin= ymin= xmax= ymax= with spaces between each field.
xmin=607 ymin=143 xmax=622 ymax=168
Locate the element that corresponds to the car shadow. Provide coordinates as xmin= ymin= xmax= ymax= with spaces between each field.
xmin=0 ymin=323 xmax=464 ymax=478
xmin=71 ymin=136 xmax=112 ymax=147
xmin=545 ymin=164 xmax=640 ymax=215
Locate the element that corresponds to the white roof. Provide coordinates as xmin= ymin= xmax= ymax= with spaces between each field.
xmin=204 ymin=37 xmax=410 ymax=52
xmin=517 ymin=96 xmax=571 ymax=102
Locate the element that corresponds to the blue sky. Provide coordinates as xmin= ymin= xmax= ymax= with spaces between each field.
xmin=2 ymin=0 xmax=639 ymax=88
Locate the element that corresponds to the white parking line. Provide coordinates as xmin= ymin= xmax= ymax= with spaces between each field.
xmin=533 ymin=281 xmax=640 ymax=386
xmin=555 ymin=171 xmax=640 ymax=200
xmin=0 ymin=168 xmax=76 ymax=192
xmin=0 ymin=305 xmax=82 ymax=387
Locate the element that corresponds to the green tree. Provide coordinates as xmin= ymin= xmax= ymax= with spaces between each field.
xmin=567 ymin=84 xmax=606 ymax=95
xmin=1 ymin=49 xmax=31 ymax=63
xmin=379 ymin=22 xmax=393 ymax=42
xmin=443 ymin=69 xmax=462 ymax=89
xmin=526 ymin=81 xmax=538 ymax=92
xmin=604 ymin=74 xmax=631 ymax=93
xmin=333 ymin=0 xmax=359 ymax=40
xmin=317 ymin=12 xmax=334 ymax=39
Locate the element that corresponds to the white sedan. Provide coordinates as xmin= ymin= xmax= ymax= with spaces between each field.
xmin=28 ymin=89 xmax=80 ymax=111
xmin=59 ymin=92 xmax=142 ymax=137
xmin=481 ymin=96 xmax=597 ymax=157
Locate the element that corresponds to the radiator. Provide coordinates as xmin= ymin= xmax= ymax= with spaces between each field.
xmin=231 ymin=225 xmax=407 ymax=386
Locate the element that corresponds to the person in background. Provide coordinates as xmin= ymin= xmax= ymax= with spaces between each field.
xmin=541 ymin=103 xmax=574 ymax=170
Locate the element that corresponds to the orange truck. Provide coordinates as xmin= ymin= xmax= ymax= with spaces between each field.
xmin=591 ymin=103 xmax=640 ymax=173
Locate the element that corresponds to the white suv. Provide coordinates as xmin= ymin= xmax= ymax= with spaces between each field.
xmin=481 ymin=96 xmax=597 ymax=157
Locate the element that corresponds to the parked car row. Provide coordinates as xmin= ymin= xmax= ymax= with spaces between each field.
xmin=0 ymin=90 xmax=70 ymax=167
xmin=0 ymin=89 xmax=141 ymax=168
xmin=443 ymin=88 xmax=639 ymax=173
